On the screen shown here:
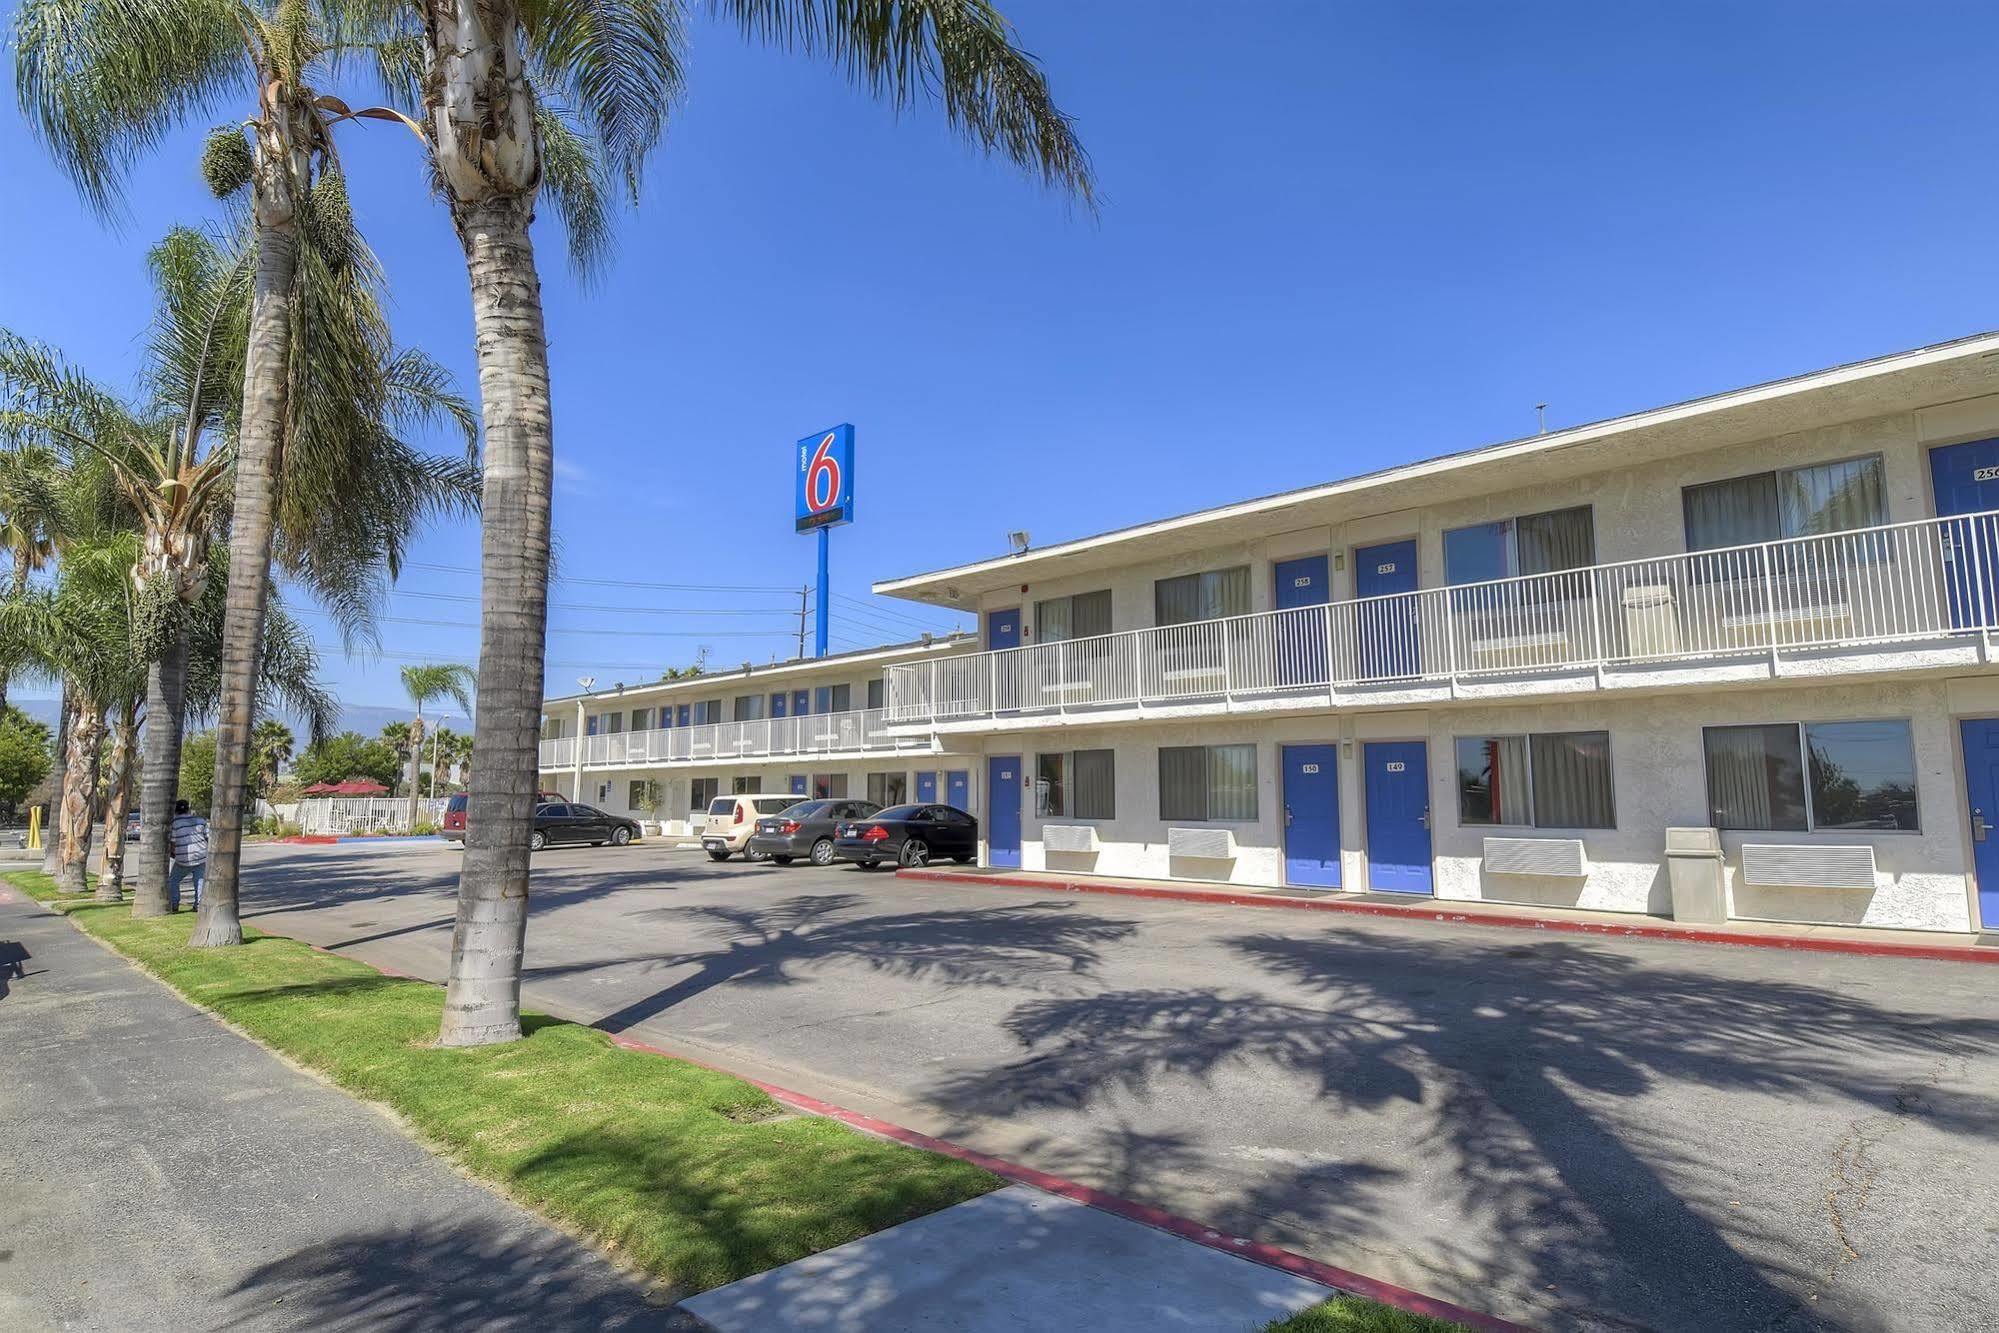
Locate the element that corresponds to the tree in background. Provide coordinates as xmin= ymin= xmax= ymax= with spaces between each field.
xmin=0 ymin=706 xmax=52 ymax=823
xmin=0 ymin=445 xmax=60 ymax=717
xmin=427 ymin=725 xmax=473 ymax=793
xmin=293 ymin=732 xmax=401 ymax=792
xmin=343 ymin=0 xmax=1093 ymax=1048
xmin=178 ymin=732 xmax=218 ymax=815
xmin=397 ymin=664 xmax=474 ymax=829
xmin=251 ymin=718 xmax=295 ymax=801
xmin=96 ymin=697 xmax=140 ymax=901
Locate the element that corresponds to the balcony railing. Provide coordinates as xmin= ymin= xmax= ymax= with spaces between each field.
xmin=885 ymin=510 xmax=1999 ymax=724
xmin=539 ymin=706 xmax=923 ymax=771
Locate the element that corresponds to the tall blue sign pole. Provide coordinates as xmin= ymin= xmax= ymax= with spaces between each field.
xmin=795 ymin=424 xmax=856 ymax=658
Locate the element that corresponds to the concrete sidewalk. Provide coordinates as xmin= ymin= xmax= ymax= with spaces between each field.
xmin=0 ymin=892 xmax=678 ymax=1332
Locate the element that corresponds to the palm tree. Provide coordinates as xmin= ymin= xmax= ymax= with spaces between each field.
xmin=13 ymin=0 xmax=480 ymax=933
xmin=250 ymin=717 xmax=295 ymax=799
xmin=97 ymin=695 xmax=141 ymax=902
xmin=398 ymin=663 xmax=475 ymax=829
xmin=0 ymin=444 xmax=62 ymax=716
xmin=346 ymin=0 xmax=1093 ymax=1047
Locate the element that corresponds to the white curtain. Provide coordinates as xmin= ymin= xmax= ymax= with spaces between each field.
xmin=1209 ymin=743 xmax=1258 ymax=820
xmin=1703 ymin=724 xmax=1806 ymax=830
xmin=1530 ymin=731 xmax=1614 ymax=829
xmin=1684 ymin=474 xmax=1780 ymax=551
xmin=1780 ymin=456 xmax=1885 ymax=537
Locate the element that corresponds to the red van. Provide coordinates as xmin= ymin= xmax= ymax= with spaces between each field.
xmin=442 ymin=791 xmax=566 ymax=844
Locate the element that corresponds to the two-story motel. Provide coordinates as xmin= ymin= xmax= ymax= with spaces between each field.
xmin=543 ymin=333 xmax=1999 ymax=936
xmin=538 ymin=635 xmax=984 ymax=835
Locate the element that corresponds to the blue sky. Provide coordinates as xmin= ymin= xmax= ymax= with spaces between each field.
xmin=5 ymin=1 xmax=1998 ymax=721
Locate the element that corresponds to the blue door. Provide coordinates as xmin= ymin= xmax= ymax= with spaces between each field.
xmin=1353 ymin=540 xmax=1420 ymax=680
xmin=1929 ymin=439 xmax=1999 ymax=631
xmin=771 ymin=693 xmax=788 ymax=719
xmin=1363 ymin=740 xmax=1432 ymax=894
xmin=1274 ymin=556 xmax=1331 ymax=687
xmin=1960 ymin=720 xmax=1999 ymax=929
xmin=987 ymin=756 xmax=1022 ymax=868
xmin=1282 ymin=743 xmax=1341 ymax=888
xmin=792 ymin=689 xmax=811 ymax=716
xmin=675 ymin=704 xmax=691 ymax=727
xmin=987 ymin=608 xmax=1021 ymax=651
xmin=916 ymin=771 xmax=938 ymax=802
xmin=789 ymin=774 xmax=808 ymax=796
xmin=946 ymin=770 xmax=970 ymax=810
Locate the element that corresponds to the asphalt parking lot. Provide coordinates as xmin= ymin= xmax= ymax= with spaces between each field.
xmin=238 ymin=838 xmax=1999 ymax=1332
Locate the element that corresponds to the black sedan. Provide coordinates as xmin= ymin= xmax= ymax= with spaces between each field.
xmin=833 ymin=803 xmax=979 ymax=869
xmin=746 ymin=799 xmax=882 ymax=866
xmin=529 ymin=801 xmax=641 ymax=851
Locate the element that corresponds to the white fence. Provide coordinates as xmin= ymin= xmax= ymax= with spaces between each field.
xmin=297 ymin=797 xmax=449 ymax=836
xmin=887 ymin=510 xmax=1999 ymax=722
xmin=540 ymin=706 xmax=926 ymax=772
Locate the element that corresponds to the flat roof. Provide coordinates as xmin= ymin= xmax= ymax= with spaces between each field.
xmin=542 ymin=632 xmax=976 ymax=710
xmin=874 ymin=330 xmax=1999 ymax=607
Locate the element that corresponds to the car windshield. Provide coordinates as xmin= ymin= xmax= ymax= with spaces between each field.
xmin=782 ymin=800 xmax=833 ymax=818
xmin=446 ymin=795 xmax=467 ymax=812
xmin=873 ymin=805 xmax=922 ymax=821
xmin=751 ymin=797 xmax=796 ymax=813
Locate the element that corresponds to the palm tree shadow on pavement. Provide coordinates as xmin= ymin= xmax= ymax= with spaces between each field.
xmin=522 ymin=892 xmax=1140 ymax=1033
xmin=926 ymin=928 xmax=1999 ymax=1333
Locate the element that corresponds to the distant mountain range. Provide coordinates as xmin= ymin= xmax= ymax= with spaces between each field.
xmin=9 ymin=697 xmax=445 ymax=742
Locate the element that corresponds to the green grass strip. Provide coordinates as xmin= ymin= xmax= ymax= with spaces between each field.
xmin=4 ymin=870 xmax=996 ymax=1295
xmin=1266 ymin=1295 xmax=1472 ymax=1331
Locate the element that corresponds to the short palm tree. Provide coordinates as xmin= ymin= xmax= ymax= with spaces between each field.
xmin=398 ymin=663 xmax=475 ymax=828
xmin=0 ymin=443 xmax=62 ymax=716
xmin=346 ymin=0 xmax=1094 ymax=1047
xmin=250 ymin=717 xmax=295 ymax=798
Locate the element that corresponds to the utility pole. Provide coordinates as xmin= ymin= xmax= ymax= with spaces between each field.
xmin=797 ymin=584 xmax=810 ymax=660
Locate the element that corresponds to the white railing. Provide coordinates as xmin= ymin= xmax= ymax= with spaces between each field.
xmin=885 ymin=510 xmax=1999 ymax=722
xmin=297 ymin=797 xmax=449 ymax=836
xmin=538 ymin=706 xmax=924 ymax=771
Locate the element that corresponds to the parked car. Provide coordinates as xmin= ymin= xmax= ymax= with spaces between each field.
xmin=126 ymin=810 xmax=142 ymax=842
xmin=702 ymin=794 xmax=803 ymax=861
xmin=446 ymin=791 xmax=568 ymax=846
xmin=746 ymin=799 xmax=883 ymax=867
xmin=833 ymin=804 xmax=979 ymax=869
xmin=529 ymin=801 xmax=641 ymax=852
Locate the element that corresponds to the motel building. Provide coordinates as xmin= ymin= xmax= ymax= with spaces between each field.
xmin=537 ymin=637 xmax=985 ymax=837
xmin=850 ymin=332 xmax=1999 ymax=938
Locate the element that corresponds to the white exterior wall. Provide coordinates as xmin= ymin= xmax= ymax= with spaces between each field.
xmin=980 ymin=678 xmax=1979 ymax=934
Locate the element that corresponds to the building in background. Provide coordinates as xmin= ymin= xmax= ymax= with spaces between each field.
xmin=539 ymin=635 xmax=981 ymax=835
xmin=868 ymin=332 xmax=1999 ymax=936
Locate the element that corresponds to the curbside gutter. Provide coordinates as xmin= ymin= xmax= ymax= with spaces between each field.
xmin=892 ymin=867 xmax=1999 ymax=966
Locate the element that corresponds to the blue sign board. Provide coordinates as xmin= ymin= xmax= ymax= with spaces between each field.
xmin=795 ymin=424 xmax=856 ymax=533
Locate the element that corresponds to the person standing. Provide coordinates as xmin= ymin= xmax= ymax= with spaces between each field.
xmin=168 ymin=799 xmax=210 ymax=913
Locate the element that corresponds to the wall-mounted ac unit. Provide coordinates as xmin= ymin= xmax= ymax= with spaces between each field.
xmin=1041 ymin=824 xmax=1099 ymax=854
xmin=1167 ymin=826 xmax=1235 ymax=859
xmin=1620 ymin=584 xmax=1680 ymax=656
xmin=1483 ymin=836 xmax=1588 ymax=878
xmin=1739 ymin=843 xmax=1877 ymax=890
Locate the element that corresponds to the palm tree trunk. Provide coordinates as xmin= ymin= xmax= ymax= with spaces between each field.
xmin=97 ymin=700 xmax=139 ymax=902
xmin=439 ymin=197 xmax=553 ymax=1048
xmin=54 ymin=692 xmax=103 ymax=896
xmin=406 ymin=710 xmax=428 ymax=831
xmin=196 ymin=221 xmax=299 ymax=949
xmin=41 ymin=680 xmax=71 ymax=875
xmin=132 ymin=635 xmax=188 ymax=917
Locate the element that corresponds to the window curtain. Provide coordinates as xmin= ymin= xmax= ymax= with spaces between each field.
xmin=1684 ymin=473 xmax=1780 ymax=552
xmin=1780 ymin=456 xmax=1885 ymax=537
xmin=1703 ymin=724 xmax=1806 ymax=830
xmin=1444 ymin=522 xmax=1511 ymax=586
xmin=1155 ymin=576 xmax=1201 ymax=627
xmin=867 ymin=678 xmax=884 ymax=711
xmin=1036 ymin=596 xmax=1074 ymax=642
xmin=1517 ymin=507 xmax=1596 ymax=575
xmin=1159 ymin=747 xmax=1207 ymax=820
xmin=1457 ymin=736 xmax=1529 ymax=824
xmin=1209 ymin=743 xmax=1258 ymax=820
xmin=1072 ymin=590 xmax=1113 ymax=639
xmin=1073 ymin=749 xmax=1116 ymax=819
xmin=1529 ymin=731 xmax=1614 ymax=829
xmin=1204 ymin=568 xmax=1251 ymax=620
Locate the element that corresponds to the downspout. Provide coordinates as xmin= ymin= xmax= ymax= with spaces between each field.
xmin=572 ymin=698 xmax=585 ymax=801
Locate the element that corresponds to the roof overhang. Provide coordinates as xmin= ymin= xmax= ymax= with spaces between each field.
xmin=541 ymin=633 xmax=976 ymax=711
xmin=874 ymin=331 xmax=1999 ymax=609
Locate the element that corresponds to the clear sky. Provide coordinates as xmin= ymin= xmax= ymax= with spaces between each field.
xmin=5 ymin=1 xmax=1998 ymax=721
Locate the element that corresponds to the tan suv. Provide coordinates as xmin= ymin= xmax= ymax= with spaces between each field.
xmin=702 ymin=794 xmax=802 ymax=861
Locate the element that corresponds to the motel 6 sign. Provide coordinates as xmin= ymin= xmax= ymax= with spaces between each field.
xmin=795 ymin=424 xmax=856 ymax=533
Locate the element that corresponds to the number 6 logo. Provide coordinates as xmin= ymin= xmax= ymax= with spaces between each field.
xmin=807 ymin=432 xmax=841 ymax=513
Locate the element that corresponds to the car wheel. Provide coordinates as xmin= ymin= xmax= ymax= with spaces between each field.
xmin=898 ymin=839 xmax=931 ymax=868
xmin=810 ymin=839 xmax=836 ymax=867
xmin=707 ymin=848 xmax=731 ymax=862
xmin=529 ymin=830 xmax=547 ymax=852
xmin=612 ymin=827 xmax=632 ymax=846
xmin=744 ymin=847 xmax=768 ymax=863
xmin=772 ymin=855 xmax=794 ymax=865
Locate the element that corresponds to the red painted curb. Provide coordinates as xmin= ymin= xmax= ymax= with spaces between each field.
xmin=605 ymin=1033 xmax=1526 ymax=1333
xmin=276 ymin=835 xmax=339 ymax=845
xmin=894 ymin=868 xmax=1999 ymax=966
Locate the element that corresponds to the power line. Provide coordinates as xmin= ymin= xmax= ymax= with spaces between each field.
xmin=830 ymin=591 xmax=969 ymax=632
xmin=392 ymin=588 xmax=793 ymax=617
xmin=406 ymin=562 xmax=795 ymax=595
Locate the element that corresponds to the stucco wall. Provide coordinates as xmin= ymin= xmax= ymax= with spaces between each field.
xmin=978 ymin=680 xmax=1978 ymax=933
xmin=551 ymin=757 xmax=980 ymax=826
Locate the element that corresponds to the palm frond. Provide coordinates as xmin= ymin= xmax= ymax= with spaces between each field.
xmin=382 ymin=348 xmax=479 ymax=462
xmin=714 ymin=0 xmax=1094 ymax=208
xmin=534 ymin=100 xmax=618 ymax=279
xmin=13 ymin=0 xmax=254 ymax=217
xmin=521 ymin=0 xmax=686 ymax=193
